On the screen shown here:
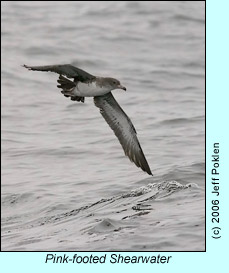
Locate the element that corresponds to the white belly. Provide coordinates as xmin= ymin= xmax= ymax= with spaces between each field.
xmin=73 ymin=82 xmax=111 ymax=97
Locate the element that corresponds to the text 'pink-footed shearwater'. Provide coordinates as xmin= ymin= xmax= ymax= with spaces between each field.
xmin=23 ymin=64 xmax=152 ymax=175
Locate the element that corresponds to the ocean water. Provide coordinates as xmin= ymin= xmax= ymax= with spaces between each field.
xmin=1 ymin=1 xmax=205 ymax=251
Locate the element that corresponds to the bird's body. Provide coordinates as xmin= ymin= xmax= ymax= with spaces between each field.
xmin=75 ymin=78 xmax=116 ymax=97
xmin=23 ymin=64 xmax=152 ymax=175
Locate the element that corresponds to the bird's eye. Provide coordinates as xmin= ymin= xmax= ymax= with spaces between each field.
xmin=113 ymin=81 xmax=116 ymax=84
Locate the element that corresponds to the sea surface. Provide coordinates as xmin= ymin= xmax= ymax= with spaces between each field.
xmin=1 ymin=1 xmax=205 ymax=251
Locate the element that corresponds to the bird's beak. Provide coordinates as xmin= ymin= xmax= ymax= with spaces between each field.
xmin=117 ymin=85 xmax=127 ymax=91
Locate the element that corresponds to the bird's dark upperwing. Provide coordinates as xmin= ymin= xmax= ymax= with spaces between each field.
xmin=23 ymin=64 xmax=95 ymax=82
xmin=94 ymin=93 xmax=152 ymax=175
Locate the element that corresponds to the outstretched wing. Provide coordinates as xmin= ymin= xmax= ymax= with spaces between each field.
xmin=94 ymin=92 xmax=152 ymax=175
xmin=23 ymin=64 xmax=95 ymax=81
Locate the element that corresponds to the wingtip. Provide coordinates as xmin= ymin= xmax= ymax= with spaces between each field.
xmin=22 ymin=64 xmax=29 ymax=69
xmin=142 ymin=162 xmax=153 ymax=176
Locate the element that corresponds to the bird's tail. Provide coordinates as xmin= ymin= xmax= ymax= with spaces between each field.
xmin=57 ymin=75 xmax=85 ymax=103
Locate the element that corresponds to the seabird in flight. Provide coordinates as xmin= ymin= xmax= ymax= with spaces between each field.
xmin=23 ymin=64 xmax=152 ymax=175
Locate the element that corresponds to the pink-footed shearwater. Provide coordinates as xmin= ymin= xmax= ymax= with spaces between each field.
xmin=23 ymin=64 xmax=152 ymax=175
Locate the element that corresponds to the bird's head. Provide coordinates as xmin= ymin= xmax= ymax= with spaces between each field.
xmin=106 ymin=78 xmax=126 ymax=91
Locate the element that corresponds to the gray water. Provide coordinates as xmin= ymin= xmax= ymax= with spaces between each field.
xmin=1 ymin=1 xmax=205 ymax=251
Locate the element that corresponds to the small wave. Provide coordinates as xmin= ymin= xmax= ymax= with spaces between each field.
xmin=36 ymin=180 xmax=197 ymax=227
xmin=2 ymin=192 xmax=34 ymax=206
xmin=87 ymin=219 xmax=123 ymax=234
xmin=159 ymin=115 xmax=204 ymax=126
xmin=172 ymin=14 xmax=205 ymax=24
